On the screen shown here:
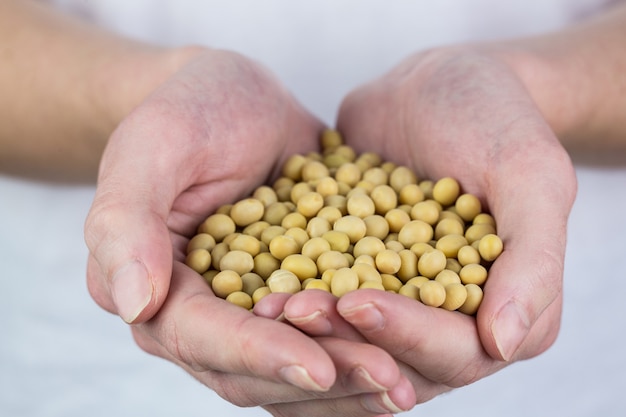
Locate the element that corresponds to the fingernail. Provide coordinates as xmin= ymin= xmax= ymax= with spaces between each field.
xmin=279 ymin=365 xmax=328 ymax=392
xmin=361 ymin=391 xmax=405 ymax=414
xmin=285 ymin=310 xmax=332 ymax=334
xmin=349 ymin=366 xmax=388 ymax=391
xmin=491 ymin=301 xmax=530 ymax=361
xmin=111 ymin=260 xmax=152 ymax=323
xmin=339 ymin=302 xmax=385 ymax=332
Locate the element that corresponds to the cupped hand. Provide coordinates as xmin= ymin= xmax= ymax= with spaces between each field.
xmin=282 ymin=46 xmax=577 ymax=406
xmin=84 ymin=48 xmax=415 ymax=416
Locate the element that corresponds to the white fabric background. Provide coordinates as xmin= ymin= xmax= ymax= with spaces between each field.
xmin=2 ymin=1 xmax=625 ymax=416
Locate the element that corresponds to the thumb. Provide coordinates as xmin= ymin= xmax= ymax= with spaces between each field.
xmin=84 ymin=116 xmax=180 ymax=324
xmin=85 ymin=180 xmax=173 ymax=324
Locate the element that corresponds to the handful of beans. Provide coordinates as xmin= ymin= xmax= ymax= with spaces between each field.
xmin=185 ymin=129 xmax=503 ymax=315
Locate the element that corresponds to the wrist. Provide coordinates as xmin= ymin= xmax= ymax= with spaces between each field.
xmin=90 ymin=43 xmax=208 ymax=141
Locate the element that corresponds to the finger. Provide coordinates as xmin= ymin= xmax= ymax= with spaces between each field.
xmin=337 ymin=289 xmax=504 ymax=388
xmin=477 ymin=130 xmax=577 ymax=361
xmin=134 ymin=262 xmax=336 ymax=392
xmin=263 ymin=375 xmax=416 ymax=417
xmin=282 ymin=290 xmax=365 ymax=341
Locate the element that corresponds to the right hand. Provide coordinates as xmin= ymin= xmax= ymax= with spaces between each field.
xmin=84 ymin=48 xmax=415 ymax=416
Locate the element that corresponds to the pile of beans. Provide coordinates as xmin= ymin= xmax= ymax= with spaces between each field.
xmin=185 ymin=129 xmax=503 ymax=315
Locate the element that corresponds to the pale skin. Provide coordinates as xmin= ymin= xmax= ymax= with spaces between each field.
xmin=2 ymin=0 xmax=626 ymax=416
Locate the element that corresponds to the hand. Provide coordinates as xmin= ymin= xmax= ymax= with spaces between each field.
xmin=84 ymin=48 xmax=415 ymax=416
xmin=282 ymin=46 xmax=577 ymax=405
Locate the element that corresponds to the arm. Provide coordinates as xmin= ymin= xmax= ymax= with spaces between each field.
xmin=494 ymin=2 xmax=626 ymax=157
xmin=0 ymin=0 xmax=190 ymax=181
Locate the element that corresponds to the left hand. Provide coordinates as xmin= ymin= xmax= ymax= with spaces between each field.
xmin=267 ymin=45 xmax=577 ymax=406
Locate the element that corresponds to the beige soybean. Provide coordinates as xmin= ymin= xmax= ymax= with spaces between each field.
xmin=252 ymin=286 xmax=272 ymax=304
xmin=417 ymin=249 xmax=447 ymax=278
xmin=432 ymin=177 xmax=460 ymax=207
xmin=385 ymin=208 xmax=412 ymax=233
xmin=202 ymin=269 xmax=219 ymax=286
xmin=267 ymin=269 xmax=301 ymax=294
xmin=301 ymin=160 xmax=330 ymax=182
xmin=398 ymin=283 xmax=420 ymax=300
xmin=455 ymin=193 xmax=482 ymax=222
xmin=219 ymin=250 xmax=254 ymax=275
xmin=333 ymin=215 xmax=366 ymax=243
xmin=269 ymin=235 xmax=300 ymax=260
xmin=321 ymin=128 xmax=343 ymax=149
xmin=457 ymin=245 xmax=481 ymax=266
xmin=335 ymin=163 xmax=362 ymax=187
xmin=399 ymin=183 xmax=424 ymax=206
xmin=317 ymin=206 xmax=343 ymax=224
xmin=263 ymin=202 xmax=291 ymax=225
xmin=226 ymin=291 xmax=254 ymax=310
xmin=385 ymin=240 xmax=405 ymax=253
xmin=282 ymin=154 xmax=307 ymax=180
xmin=242 ymin=221 xmax=270 ymax=240
xmin=459 ymin=263 xmax=488 ymax=285
xmin=458 ymin=284 xmax=484 ymax=315
xmin=435 ymin=269 xmax=462 ymax=286
xmin=381 ymin=274 xmax=403 ymax=292
xmin=445 ymin=258 xmax=463 ymax=274
xmin=284 ymin=227 xmax=309 ymax=249
xmin=353 ymin=254 xmax=376 ymax=267
xmin=347 ymin=193 xmax=376 ymax=218
xmin=434 ymin=217 xmax=465 ymax=240
xmin=351 ymin=262 xmax=382 ymax=284
xmin=260 ymin=225 xmax=287 ymax=246
xmin=305 ymin=279 xmax=331 ymax=292
xmin=241 ymin=272 xmax=266 ymax=296
xmin=473 ymin=213 xmax=496 ymax=227
xmin=465 ymin=223 xmax=497 ymax=244
xmin=375 ymin=249 xmax=402 ymax=274
xmin=397 ymin=249 xmax=418 ymax=282
xmin=315 ymin=176 xmax=339 ymax=197
xmin=306 ymin=216 xmax=332 ymax=238
xmin=210 ymin=242 xmax=230 ymax=270
xmin=187 ymin=233 xmax=216 ymax=253
xmin=289 ymin=182 xmax=312 ymax=204
xmin=478 ymin=234 xmax=504 ymax=261
xmin=185 ymin=248 xmax=212 ymax=274
xmin=322 ymin=230 xmax=351 ymax=252
xmin=406 ymin=276 xmax=430 ymax=289
xmin=317 ymin=250 xmax=350 ymax=273
xmin=410 ymin=200 xmax=440 ymax=225
xmin=419 ymin=280 xmax=447 ymax=307
xmin=281 ymin=212 xmax=308 ymax=229
xmin=362 ymin=167 xmax=388 ymax=186
xmin=301 ymin=237 xmax=331 ymax=261
xmin=363 ymin=215 xmax=390 ymax=240
xmin=410 ymin=242 xmax=435 ymax=257
xmin=353 ymin=236 xmax=386 ymax=258
xmin=324 ymin=194 xmax=347 ymax=214
xmin=198 ymin=213 xmax=236 ymax=242
xmin=281 ymin=254 xmax=318 ymax=281
xmin=297 ymin=191 xmax=324 ymax=218
xmin=389 ymin=166 xmax=418 ymax=193
xmin=212 ymin=270 xmax=243 ymax=298
xmin=330 ymin=267 xmax=360 ymax=297
xmin=230 ymin=198 xmax=265 ymax=227
xmin=435 ymin=234 xmax=468 ymax=258
xmin=419 ymin=180 xmax=434 ymax=200
xmin=359 ymin=281 xmax=386 ymax=291
xmin=398 ymin=220 xmax=433 ymax=248
xmin=253 ymin=186 xmax=278 ymax=207
xmin=229 ymin=234 xmax=261 ymax=257
xmin=370 ymin=185 xmax=397 ymax=215
xmin=441 ymin=283 xmax=468 ymax=311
